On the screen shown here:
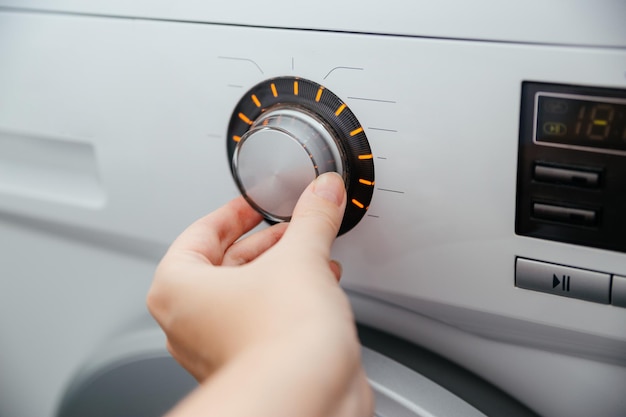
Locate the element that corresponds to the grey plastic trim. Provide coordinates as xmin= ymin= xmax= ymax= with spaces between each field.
xmin=362 ymin=347 xmax=486 ymax=417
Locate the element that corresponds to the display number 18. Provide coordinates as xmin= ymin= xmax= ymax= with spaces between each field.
xmin=575 ymin=104 xmax=615 ymax=141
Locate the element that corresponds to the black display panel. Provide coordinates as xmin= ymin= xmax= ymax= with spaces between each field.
xmin=535 ymin=93 xmax=626 ymax=153
xmin=516 ymin=82 xmax=626 ymax=253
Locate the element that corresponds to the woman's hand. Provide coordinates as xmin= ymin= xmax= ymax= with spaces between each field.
xmin=147 ymin=172 xmax=373 ymax=417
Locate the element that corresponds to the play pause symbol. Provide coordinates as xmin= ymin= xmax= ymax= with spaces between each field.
xmin=516 ymin=258 xmax=611 ymax=303
xmin=552 ymin=274 xmax=571 ymax=292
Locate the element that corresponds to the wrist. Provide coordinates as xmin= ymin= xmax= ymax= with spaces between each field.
xmin=168 ymin=330 xmax=365 ymax=417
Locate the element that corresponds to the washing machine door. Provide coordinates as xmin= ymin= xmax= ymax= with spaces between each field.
xmin=55 ymin=323 xmax=533 ymax=417
xmin=55 ymin=325 xmax=197 ymax=417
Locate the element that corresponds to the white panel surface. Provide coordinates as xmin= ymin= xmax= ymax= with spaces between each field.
xmin=0 ymin=1 xmax=625 ymax=47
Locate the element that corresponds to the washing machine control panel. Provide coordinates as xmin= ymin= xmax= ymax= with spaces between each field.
xmin=516 ymin=82 xmax=626 ymax=253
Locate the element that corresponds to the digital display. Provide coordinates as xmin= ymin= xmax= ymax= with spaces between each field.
xmin=535 ymin=93 xmax=626 ymax=153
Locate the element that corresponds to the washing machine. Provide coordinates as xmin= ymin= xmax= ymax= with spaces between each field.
xmin=0 ymin=2 xmax=625 ymax=416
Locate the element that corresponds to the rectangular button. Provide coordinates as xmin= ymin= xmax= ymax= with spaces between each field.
xmin=516 ymin=258 xmax=610 ymax=304
xmin=533 ymin=203 xmax=597 ymax=226
xmin=612 ymin=275 xmax=626 ymax=308
xmin=534 ymin=164 xmax=600 ymax=188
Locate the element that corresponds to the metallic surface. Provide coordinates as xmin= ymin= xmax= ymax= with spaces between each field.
xmin=233 ymin=107 xmax=343 ymax=221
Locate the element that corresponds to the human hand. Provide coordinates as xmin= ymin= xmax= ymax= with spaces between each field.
xmin=147 ymin=172 xmax=373 ymax=417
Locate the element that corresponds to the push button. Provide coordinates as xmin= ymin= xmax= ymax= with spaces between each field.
xmin=515 ymin=258 xmax=610 ymax=304
xmin=533 ymin=164 xmax=600 ymax=188
xmin=532 ymin=203 xmax=597 ymax=227
xmin=612 ymin=276 xmax=626 ymax=308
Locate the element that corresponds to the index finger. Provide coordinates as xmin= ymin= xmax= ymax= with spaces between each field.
xmin=167 ymin=196 xmax=263 ymax=265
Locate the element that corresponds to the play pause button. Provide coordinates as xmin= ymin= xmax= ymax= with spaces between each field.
xmin=552 ymin=274 xmax=570 ymax=291
xmin=515 ymin=258 xmax=611 ymax=304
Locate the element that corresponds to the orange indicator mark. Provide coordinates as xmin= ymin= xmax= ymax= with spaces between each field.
xmin=238 ymin=112 xmax=253 ymax=125
xmin=358 ymin=154 xmax=373 ymax=160
xmin=350 ymin=127 xmax=364 ymax=136
xmin=233 ymin=135 xmax=241 ymax=142
xmin=335 ymin=103 xmax=347 ymax=116
xmin=352 ymin=199 xmax=365 ymax=209
xmin=315 ymin=87 xmax=324 ymax=102
xmin=293 ymin=81 xmax=299 ymax=95
xmin=270 ymin=83 xmax=278 ymax=97
xmin=251 ymin=94 xmax=261 ymax=107
xmin=359 ymin=179 xmax=374 ymax=186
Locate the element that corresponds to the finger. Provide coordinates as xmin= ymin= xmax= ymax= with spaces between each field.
xmin=167 ymin=196 xmax=263 ymax=265
xmin=222 ymin=222 xmax=288 ymax=266
xmin=280 ymin=172 xmax=347 ymax=259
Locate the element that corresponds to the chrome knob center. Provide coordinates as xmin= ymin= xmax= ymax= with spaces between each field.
xmin=232 ymin=106 xmax=344 ymax=221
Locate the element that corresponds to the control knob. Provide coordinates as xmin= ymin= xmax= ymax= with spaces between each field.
xmin=227 ymin=77 xmax=375 ymax=235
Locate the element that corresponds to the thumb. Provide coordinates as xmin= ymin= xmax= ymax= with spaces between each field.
xmin=280 ymin=172 xmax=347 ymax=258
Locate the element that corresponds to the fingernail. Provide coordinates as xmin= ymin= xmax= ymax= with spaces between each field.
xmin=313 ymin=172 xmax=345 ymax=207
xmin=330 ymin=260 xmax=343 ymax=282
